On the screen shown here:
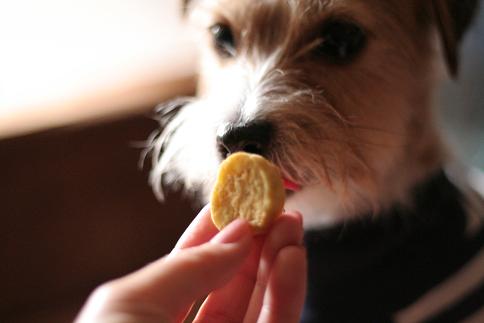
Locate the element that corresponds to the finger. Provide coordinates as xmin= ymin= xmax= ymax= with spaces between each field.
xmin=193 ymin=236 xmax=264 ymax=323
xmin=257 ymin=246 xmax=307 ymax=323
xmin=169 ymin=204 xmax=219 ymax=320
xmin=194 ymin=212 xmax=303 ymax=323
xmin=173 ymin=204 xmax=219 ymax=251
xmin=258 ymin=212 xmax=304 ymax=283
xmin=243 ymin=212 xmax=304 ymax=322
xmin=77 ymin=219 xmax=252 ymax=323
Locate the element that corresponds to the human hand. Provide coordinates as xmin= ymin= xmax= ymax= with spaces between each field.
xmin=75 ymin=206 xmax=306 ymax=323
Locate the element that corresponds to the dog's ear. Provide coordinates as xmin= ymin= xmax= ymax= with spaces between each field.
xmin=431 ymin=0 xmax=480 ymax=78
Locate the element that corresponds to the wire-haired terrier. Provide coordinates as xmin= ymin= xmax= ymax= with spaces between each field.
xmin=147 ymin=1 xmax=483 ymax=322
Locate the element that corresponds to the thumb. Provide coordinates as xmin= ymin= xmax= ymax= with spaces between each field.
xmin=76 ymin=219 xmax=253 ymax=323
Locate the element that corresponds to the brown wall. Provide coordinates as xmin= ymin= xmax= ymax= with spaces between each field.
xmin=0 ymin=116 xmax=196 ymax=322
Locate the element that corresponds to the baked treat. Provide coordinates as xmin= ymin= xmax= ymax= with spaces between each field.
xmin=210 ymin=152 xmax=285 ymax=232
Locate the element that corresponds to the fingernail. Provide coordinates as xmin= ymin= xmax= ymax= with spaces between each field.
xmin=286 ymin=210 xmax=303 ymax=226
xmin=211 ymin=219 xmax=251 ymax=244
xmin=200 ymin=204 xmax=211 ymax=214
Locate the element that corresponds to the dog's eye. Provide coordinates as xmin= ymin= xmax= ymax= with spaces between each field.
xmin=210 ymin=23 xmax=236 ymax=58
xmin=315 ymin=20 xmax=366 ymax=64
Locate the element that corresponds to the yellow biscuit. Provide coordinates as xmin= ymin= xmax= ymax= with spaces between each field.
xmin=210 ymin=152 xmax=285 ymax=233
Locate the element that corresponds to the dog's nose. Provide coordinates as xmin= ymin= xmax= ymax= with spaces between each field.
xmin=216 ymin=121 xmax=273 ymax=159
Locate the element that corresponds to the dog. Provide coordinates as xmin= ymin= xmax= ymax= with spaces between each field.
xmin=146 ymin=0 xmax=484 ymax=322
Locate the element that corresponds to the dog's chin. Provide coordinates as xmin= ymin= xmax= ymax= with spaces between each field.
xmin=285 ymin=183 xmax=345 ymax=228
xmin=181 ymin=158 xmax=373 ymax=229
xmin=284 ymin=177 xmax=383 ymax=229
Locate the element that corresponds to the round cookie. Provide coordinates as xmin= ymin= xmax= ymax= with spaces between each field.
xmin=210 ymin=152 xmax=285 ymax=233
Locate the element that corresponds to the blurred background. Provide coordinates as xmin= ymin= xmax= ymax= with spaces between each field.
xmin=438 ymin=3 xmax=484 ymax=171
xmin=0 ymin=1 xmax=482 ymax=322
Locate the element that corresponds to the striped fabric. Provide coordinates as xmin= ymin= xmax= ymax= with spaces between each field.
xmin=302 ymin=171 xmax=484 ymax=323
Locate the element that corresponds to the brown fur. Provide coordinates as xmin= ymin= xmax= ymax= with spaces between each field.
xmin=149 ymin=0 xmax=479 ymax=223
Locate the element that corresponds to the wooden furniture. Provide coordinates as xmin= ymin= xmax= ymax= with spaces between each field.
xmin=0 ymin=116 xmax=198 ymax=323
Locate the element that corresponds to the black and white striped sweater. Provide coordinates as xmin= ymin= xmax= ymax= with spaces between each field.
xmin=302 ymin=170 xmax=484 ymax=323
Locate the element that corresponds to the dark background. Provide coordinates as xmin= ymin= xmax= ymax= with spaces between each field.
xmin=0 ymin=116 xmax=196 ymax=322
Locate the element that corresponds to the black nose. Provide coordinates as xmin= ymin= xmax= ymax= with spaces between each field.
xmin=217 ymin=121 xmax=273 ymax=159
